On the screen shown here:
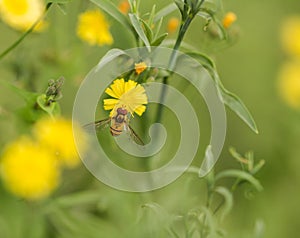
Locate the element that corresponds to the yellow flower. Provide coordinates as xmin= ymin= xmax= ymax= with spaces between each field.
xmin=0 ymin=0 xmax=46 ymax=32
xmin=135 ymin=61 xmax=147 ymax=75
xmin=118 ymin=0 xmax=130 ymax=15
xmin=103 ymin=78 xmax=148 ymax=117
xmin=77 ymin=9 xmax=113 ymax=46
xmin=0 ymin=137 xmax=59 ymax=200
xmin=33 ymin=117 xmax=87 ymax=168
xmin=222 ymin=12 xmax=237 ymax=29
xmin=280 ymin=16 xmax=300 ymax=56
xmin=167 ymin=17 xmax=180 ymax=34
xmin=278 ymin=60 xmax=300 ymax=109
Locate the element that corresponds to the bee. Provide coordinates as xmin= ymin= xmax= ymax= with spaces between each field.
xmin=84 ymin=107 xmax=144 ymax=145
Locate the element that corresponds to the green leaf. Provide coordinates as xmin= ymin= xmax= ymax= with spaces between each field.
xmin=36 ymin=94 xmax=60 ymax=117
xmin=215 ymin=170 xmax=263 ymax=191
xmin=151 ymin=33 xmax=168 ymax=46
xmin=213 ymin=186 xmax=233 ymax=221
xmin=0 ymin=80 xmax=39 ymax=103
xmin=251 ymin=160 xmax=265 ymax=175
xmin=89 ymin=0 xmax=133 ymax=32
xmin=183 ymin=53 xmax=258 ymax=133
xmin=129 ymin=13 xmax=151 ymax=51
xmin=140 ymin=18 xmax=153 ymax=42
xmin=185 ymin=51 xmax=216 ymax=69
xmin=97 ymin=48 xmax=127 ymax=70
xmin=218 ymin=84 xmax=258 ymax=133
xmin=148 ymin=5 xmax=156 ymax=27
xmin=154 ymin=3 xmax=178 ymax=23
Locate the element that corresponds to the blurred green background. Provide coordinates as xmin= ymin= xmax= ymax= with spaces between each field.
xmin=0 ymin=0 xmax=300 ymax=237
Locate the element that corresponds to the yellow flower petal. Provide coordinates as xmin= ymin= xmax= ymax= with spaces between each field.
xmin=0 ymin=137 xmax=59 ymax=200
xmin=109 ymin=78 xmax=125 ymax=98
xmin=103 ymin=78 xmax=148 ymax=116
xmin=105 ymin=88 xmax=119 ymax=98
xmin=134 ymin=105 xmax=146 ymax=116
xmin=77 ymin=9 xmax=113 ymax=46
xmin=124 ymin=80 xmax=137 ymax=92
xmin=103 ymin=98 xmax=119 ymax=110
xmin=135 ymin=62 xmax=147 ymax=75
xmin=278 ymin=60 xmax=300 ymax=109
xmin=280 ymin=16 xmax=300 ymax=56
xmin=0 ymin=0 xmax=46 ymax=32
xmin=33 ymin=117 xmax=87 ymax=168
xmin=222 ymin=12 xmax=237 ymax=29
xmin=167 ymin=17 xmax=180 ymax=34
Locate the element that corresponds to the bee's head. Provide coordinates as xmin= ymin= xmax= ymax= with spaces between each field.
xmin=117 ymin=107 xmax=128 ymax=115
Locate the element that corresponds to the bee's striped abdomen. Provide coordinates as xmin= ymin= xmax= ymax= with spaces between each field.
xmin=110 ymin=126 xmax=122 ymax=136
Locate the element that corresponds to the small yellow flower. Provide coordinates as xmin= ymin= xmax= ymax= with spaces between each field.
xmin=278 ymin=60 xmax=300 ymax=109
xmin=135 ymin=62 xmax=147 ymax=75
xmin=0 ymin=137 xmax=59 ymax=200
xmin=118 ymin=0 xmax=130 ymax=15
xmin=167 ymin=17 xmax=180 ymax=34
xmin=280 ymin=16 xmax=300 ymax=56
xmin=222 ymin=12 xmax=237 ymax=29
xmin=0 ymin=0 xmax=46 ymax=32
xmin=103 ymin=78 xmax=148 ymax=117
xmin=77 ymin=9 xmax=113 ymax=46
xmin=33 ymin=117 xmax=87 ymax=168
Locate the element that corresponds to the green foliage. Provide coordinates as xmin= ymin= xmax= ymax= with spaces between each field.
xmin=0 ymin=0 xmax=269 ymax=237
xmin=89 ymin=0 xmax=133 ymax=32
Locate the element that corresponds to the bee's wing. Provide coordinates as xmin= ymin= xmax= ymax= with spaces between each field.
xmin=83 ymin=118 xmax=111 ymax=133
xmin=126 ymin=124 xmax=145 ymax=146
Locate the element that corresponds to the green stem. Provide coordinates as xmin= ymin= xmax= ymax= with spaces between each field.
xmin=155 ymin=15 xmax=194 ymax=123
xmin=0 ymin=3 xmax=52 ymax=61
xmin=212 ymin=177 xmax=242 ymax=215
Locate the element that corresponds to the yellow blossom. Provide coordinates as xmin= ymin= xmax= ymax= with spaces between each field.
xmin=0 ymin=0 xmax=46 ymax=32
xmin=278 ymin=60 xmax=300 ymax=109
xmin=118 ymin=0 xmax=130 ymax=15
xmin=103 ymin=78 xmax=148 ymax=117
xmin=33 ymin=117 xmax=87 ymax=168
xmin=0 ymin=137 xmax=59 ymax=200
xmin=135 ymin=62 xmax=147 ymax=75
xmin=77 ymin=9 xmax=113 ymax=46
xmin=167 ymin=17 xmax=180 ymax=34
xmin=280 ymin=16 xmax=300 ymax=56
xmin=222 ymin=12 xmax=237 ymax=29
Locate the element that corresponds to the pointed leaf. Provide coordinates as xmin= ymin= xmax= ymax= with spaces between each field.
xmin=89 ymin=0 xmax=133 ymax=32
xmin=129 ymin=13 xmax=151 ymax=51
xmin=151 ymin=33 xmax=168 ymax=46
xmin=215 ymin=169 xmax=263 ymax=191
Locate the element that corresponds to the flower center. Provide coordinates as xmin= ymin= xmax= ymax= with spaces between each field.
xmin=2 ymin=0 xmax=29 ymax=15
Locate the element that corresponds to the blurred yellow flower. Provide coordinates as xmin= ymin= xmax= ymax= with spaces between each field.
xmin=167 ymin=17 xmax=180 ymax=34
xmin=104 ymin=78 xmax=148 ymax=117
xmin=280 ymin=16 xmax=300 ymax=56
xmin=0 ymin=0 xmax=46 ymax=31
xmin=118 ymin=0 xmax=130 ymax=15
xmin=278 ymin=60 xmax=300 ymax=109
xmin=33 ymin=117 xmax=87 ymax=168
xmin=135 ymin=61 xmax=147 ymax=75
xmin=222 ymin=12 xmax=237 ymax=29
xmin=77 ymin=9 xmax=113 ymax=46
xmin=0 ymin=137 xmax=59 ymax=200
